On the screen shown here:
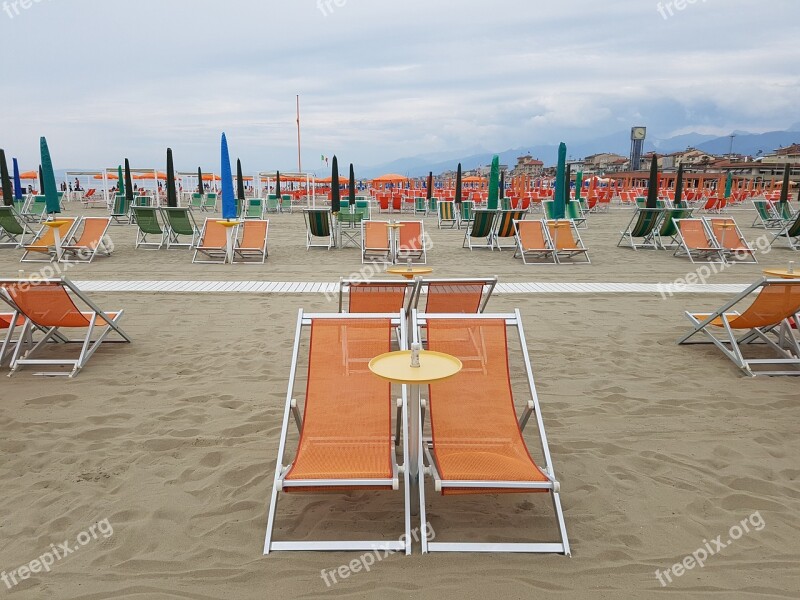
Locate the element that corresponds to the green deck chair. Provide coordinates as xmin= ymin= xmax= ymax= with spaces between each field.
xmin=132 ymin=206 xmax=167 ymax=249
xmin=500 ymin=197 xmax=512 ymax=211
xmin=428 ymin=196 xmax=439 ymax=215
xmin=463 ymin=209 xmax=496 ymax=250
xmin=566 ymin=201 xmax=588 ymax=228
xmin=265 ymin=195 xmax=279 ymax=213
xmin=493 ymin=209 xmax=526 ymax=250
xmin=437 ymin=200 xmax=457 ymax=229
xmin=245 ymin=198 xmax=264 ymax=219
xmin=355 ymin=199 xmax=371 ymax=220
xmin=751 ymin=200 xmax=781 ymax=229
xmin=111 ymin=194 xmax=131 ymax=224
xmin=162 ymin=207 xmax=200 ymax=248
xmin=770 ymin=211 xmax=800 ymax=251
xmin=415 ymin=197 xmax=427 ymax=214
xmin=190 ymin=193 xmax=204 ymax=211
xmin=304 ymin=209 xmax=335 ymax=249
xmin=337 ymin=208 xmax=363 ymax=248
xmin=617 ymin=207 xmax=665 ymax=250
xmin=777 ymin=202 xmax=795 ymax=221
xmin=280 ymin=195 xmax=293 ymax=213
xmin=27 ymin=196 xmax=47 ymax=222
xmin=458 ymin=200 xmax=475 ymax=229
xmin=202 ymin=193 xmax=217 ymax=211
xmin=655 ymin=207 xmax=694 ymax=249
xmin=0 ymin=206 xmax=32 ymax=247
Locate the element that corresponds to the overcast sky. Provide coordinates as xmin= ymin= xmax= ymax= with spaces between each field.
xmin=1 ymin=0 xmax=797 ymax=173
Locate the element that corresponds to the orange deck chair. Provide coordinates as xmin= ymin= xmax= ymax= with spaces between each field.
xmin=20 ymin=217 xmax=77 ymax=263
xmin=192 ymin=218 xmax=230 ymax=263
xmin=673 ymin=218 xmax=725 ymax=263
xmin=361 ymin=220 xmax=391 ymax=263
xmin=514 ymin=220 xmax=557 ymax=264
xmin=705 ymin=217 xmax=757 ymax=263
xmin=233 ymin=219 xmax=269 ymax=263
xmin=0 ymin=277 xmax=131 ymax=378
xmin=61 ymin=216 xmax=113 ymax=263
xmin=421 ymin=278 xmax=497 ymax=313
xmin=395 ymin=220 xmax=427 ymax=264
xmin=679 ymin=279 xmax=800 ymax=376
xmin=416 ymin=312 xmax=570 ymax=553
xmin=339 ymin=278 xmax=420 ymax=315
xmin=264 ymin=311 xmax=412 ymax=554
xmin=546 ymin=220 xmax=590 ymax=264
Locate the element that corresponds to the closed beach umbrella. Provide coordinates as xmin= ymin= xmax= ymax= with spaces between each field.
xmin=198 ymin=167 xmax=203 ymax=194
xmin=38 ymin=165 xmax=44 ymax=194
xmin=724 ymin=172 xmax=733 ymax=199
xmin=117 ymin=165 xmax=125 ymax=198
xmin=39 ymin=137 xmax=60 ymax=215
xmin=236 ymin=159 xmax=245 ymax=201
xmin=779 ymin=163 xmax=791 ymax=205
xmin=349 ymin=163 xmax=356 ymax=206
xmin=646 ymin=155 xmax=659 ymax=209
xmin=124 ymin=159 xmax=134 ymax=205
xmin=426 ymin=171 xmax=433 ymax=201
xmin=12 ymin=158 xmax=22 ymax=200
xmin=275 ymin=171 xmax=282 ymax=198
xmin=552 ymin=142 xmax=567 ymax=219
xmin=574 ymin=171 xmax=583 ymax=203
xmin=0 ymin=150 xmax=13 ymax=206
xmin=674 ymin=163 xmax=685 ymax=207
xmin=166 ymin=148 xmax=178 ymax=208
xmin=330 ymin=156 xmax=341 ymax=214
xmin=487 ymin=155 xmax=500 ymax=210
xmin=220 ymin=134 xmax=236 ymax=220
xmin=564 ymin=163 xmax=572 ymax=205
xmin=500 ymin=170 xmax=506 ymax=199
xmin=455 ymin=163 xmax=463 ymax=205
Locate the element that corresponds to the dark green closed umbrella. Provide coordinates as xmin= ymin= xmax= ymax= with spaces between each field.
xmin=552 ymin=142 xmax=567 ymax=219
xmin=646 ymin=155 xmax=659 ymax=209
xmin=330 ymin=156 xmax=340 ymax=214
xmin=348 ymin=163 xmax=356 ymax=206
xmin=426 ymin=171 xmax=433 ymax=201
xmin=124 ymin=159 xmax=134 ymax=205
xmin=499 ymin=170 xmax=505 ymax=200
xmin=0 ymin=150 xmax=13 ymax=206
xmin=237 ymin=159 xmax=246 ymax=201
xmin=117 ymin=165 xmax=125 ymax=198
xmin=724 ymin=172 xmax=733 ymax=199
xmin=198 ymin=167 xmax=203 ymax=194
xmin=40 ymin=137 xmax=60 ymax=215
xmin=674 ymin=163 xmax=685 ymax=208
xmin=779 ymin=163 xmax=791 ymax=205
xmin=575 ymin=171 xmax=583 ymax=203
xmin=564 ymin=163 xmax=572 ymax=206
xmin=487 ymin=155 xmax=500 ymax=210
xmin=455 ymin=163 xmax=463 ymax=205
xmin=39 ymin=165 xmax=44 ymax=196
xmin=166 ymin=148 xmax=177 ymax=208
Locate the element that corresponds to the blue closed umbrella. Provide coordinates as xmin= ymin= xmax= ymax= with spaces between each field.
xmin=220 ymin=133 xmax=236 ymax=220
xmin=12 ymin=158 xmax=22 ymax=200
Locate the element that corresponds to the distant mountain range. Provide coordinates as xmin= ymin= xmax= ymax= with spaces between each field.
xmin=359 ymin=125 xmax=800 ymax=178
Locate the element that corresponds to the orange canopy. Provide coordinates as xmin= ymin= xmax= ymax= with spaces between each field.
xmin=317 ymin=175 xmax=346 ymax=184
xmin=202 ymin=174 xmax=221 ymax=181
xmin=134 ymin=172 xmax=168 ymax=180
xmin=19 ymin=171 xmax=39 ymax=179
xmin=372 ymin=174 xmax=407 ymax=183
xmin=94 ymin=173 xmax=118 ymax=180
xmin=462 ymin=176 xmax=485 ymax=183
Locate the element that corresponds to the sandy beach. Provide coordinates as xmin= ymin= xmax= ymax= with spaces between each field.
xmin=1 ymin=205 xmax=798 ymax=599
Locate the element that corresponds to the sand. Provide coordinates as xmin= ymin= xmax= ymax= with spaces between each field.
xmin=0 ymin=203 xmax=798 ymax=599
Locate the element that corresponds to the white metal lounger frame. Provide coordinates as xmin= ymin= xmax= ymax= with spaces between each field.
xmin=19 ymin=219 xmax=79 ymax=263
xmin=394 ymin=221 xmax=428 ymax=265
xmin=162 ymin=208 xmax=201 ymax=249
xmin=513 ymin=219 xmax=558 ymax=265
xmin=0 ymin=277 xmax=131 ymax=378
xmin=673 ymin=218 xmax=725 ymax=264
xmin=192 ymin=218 xmax=232 ymax=264
xmin=702 ymin=217 xmax=758 ymax=264
xmin=264 ymin=310 xmax=412 ymax=554
xmin=60 ymin=216 xmax=113 ymax=264
xmin=303 ymin=209 xmax=336 ymax=250
xmin=413 ymin=310 xmax=571 ymax=554
xmin=678 ymin=278 xmax=800 ymax=377
xmin=616 ymin=207 xmax=665 ymax=250
xmin=233 ymin=219 xmax=269 ymax=264
xmin=547 ymin=220 xmax=591 ymax=265
xmin=338 ymin=278 xmax=421 ymax=317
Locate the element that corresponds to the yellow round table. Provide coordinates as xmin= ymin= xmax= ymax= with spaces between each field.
xmin=386 ymin=266 xmax=433 ymax=279
xmin=370 ymin=347 xmax=462 ymax=516
xmin=763 ymin=268 xmax=800 ymax=280
xmin=216 ymin=220 xmax=242 ymax=264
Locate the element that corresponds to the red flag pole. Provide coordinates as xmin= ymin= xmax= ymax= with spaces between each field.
xmin=296 ymin=95 xmax=302 ymax=173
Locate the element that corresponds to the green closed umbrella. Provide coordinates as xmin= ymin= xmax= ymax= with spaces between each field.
xmin=646 ymin=155 xmax=659 ymax=209
xmin=124 ymin=159 xmax=134 ymax=205
xmin=724 ymin=172 xmax=733 ymax=199
xmin=198 ymin=167 xmax=204 ymax=194
xmin=40 ymin=137 xmax=60 ymax=215
xmin=117 ymin=165 xmax=125 ymax=198
xmin=166 ymin=148 xmax=177 ymax=208
xmin=237 ymin=159 xmax=246 ymax=201
xmin=487 ymin=155 xmax=500 ymax=210
xmin=779 ymin=163 xmax=791 ymax=205
xmin=348 ymin=163 xmax=356 ymax=206
xmin=0 ymin=149 xmax=13 ymax=206
xmin=564 ymin=163 xmax=572 ymax=206
xmin=499 ymin=170 xmax=505 ymax=200
xmin=575 ymin=171 xmax=583 ymax=203
xmin=674 ymin=163 xmax=685 ymax=208
xmin=330 ymin=156 xmax=340 ymax=214
xmin=552 ymin=142 xmax=567 ymax=219
xmin=455 ymin=163 xmax=463 ymax=205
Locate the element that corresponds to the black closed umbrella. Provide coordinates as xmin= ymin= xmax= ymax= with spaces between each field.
xmin=646 ymin=155 xmax=659 ymax=209
xmin=198 ymin=167 xmax=204 ymax=194
xmin=124 ymin=159 xmax=134 ymax=206
xmin=500 ymin=170 xmax=505 ymax=200
xmin=779 ymin=163 xmax=791 ymax=206
xmin=455 ymin=163 xmax=462 ymax=205
xmin=349 ymin=163 xmax=356 ymax=206
xmin=166 ymin=148 xmax=177 ymax=207
xmin=426 ymin=171 xmax=433 ymax=202
xmin=330 ymin=156 xmax=341 ymax=213
xmin=674 ymin=163 xmax=685 ymax=208
xmin=237 ymin=159 xmax=245 ymax=201
xmin=0 ymin=150 xmax=13 ymax=206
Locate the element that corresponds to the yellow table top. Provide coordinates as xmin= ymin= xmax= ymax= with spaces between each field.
xmin=43 ymin=220 xmax=70 ymax=227
xmin=763 ymin=269 xmax=800 ymax=279
xmin=216 ymin=220 xmax=242 ymax=228
xmin=369 ymin=350 xmax=462 ymax=384
xmin=385 ymin=266 xmax=433 ymax=279
xmin=387 ymin=223 xmax=405 ymax=228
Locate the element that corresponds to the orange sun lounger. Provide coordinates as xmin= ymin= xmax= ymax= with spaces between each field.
xmin=415 ymin=312 xmax=570 ymax=554
xmin=192 ymin=218 xmax=230 ymax=263
xmin=514 ymin=219 xmax=557 ymax=264
xmin=61 ymin=216 xmax=113 ymax=263
xmin=264 ymin=311 xmax=412 ymax=554
xmin=233 ymin=219 xmax=269 ymax=264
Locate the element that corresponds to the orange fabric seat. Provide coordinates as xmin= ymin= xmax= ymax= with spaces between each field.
xmin=348 ymin=283 xmax=409 ymax=313
xmin=694 ymin=283 xmax=800 ymax=329
xmin=24 ymin=218 xmax=76 ymax=253
xmin=425 ymin=282 xmax=485 ymax=313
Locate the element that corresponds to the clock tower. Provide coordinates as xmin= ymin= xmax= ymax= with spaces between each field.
xmin=630 ymin=127 xmax=646 ymax=171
